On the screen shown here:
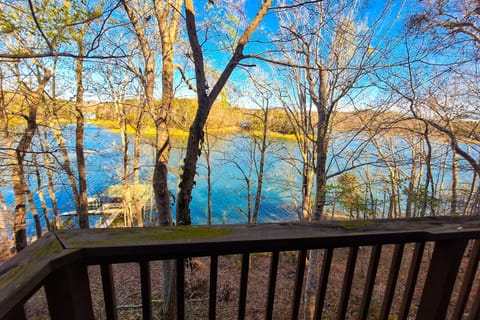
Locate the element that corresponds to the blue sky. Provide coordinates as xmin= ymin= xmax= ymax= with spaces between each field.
xmin=1 ymin=0 xmax=448 ymax=112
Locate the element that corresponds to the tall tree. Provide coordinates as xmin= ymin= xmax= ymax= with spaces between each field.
xmin=405 ymin=0 xmax=480 ymax=178
xmin=121 ymin=0 xmax=154 ymax=227
xmin=65 ymin=0 xmax=104 ymax=228
xmin=372 ymin=136 xmax=402 ymax=218
xmin=152 ymin=0 xmax=182 ymax=226
xmin=279 ymin=65 xmax=316 ymax=221
xmin=0 ymin=0 xmax=57 ymax=250
xmin=121 ymin=1 xmax=182 ymax=317
xmin=176 ymin=0 xmax=273 ymax=225
xmin=0 ymin=70 xmax=13 ymax=255
xmin=273 ymin=1 xmax=403 ymax=317
xmin=275 ymin=0 xmax=400 ymax=221
xmin=247 ymin=78 xmax=275 ymax=224
xmin=10 ymin=60 xmax=52 ymax=251
xmin=122 ymin=0 xmax=182 ymax=227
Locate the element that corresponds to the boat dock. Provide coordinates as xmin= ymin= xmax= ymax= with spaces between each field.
xmin=58 ymin=184 xmax=154 ymax=228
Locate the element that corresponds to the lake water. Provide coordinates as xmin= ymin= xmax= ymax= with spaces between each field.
xmin=2 ymin=124 xmax=476 ymax=237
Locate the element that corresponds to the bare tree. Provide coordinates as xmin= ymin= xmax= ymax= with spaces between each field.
xmin=273 ymin=1 xmax=404 ymax=317
xmin=152 ymin=0 xmax=182 ymax=227
xmin=121 ymin=0 xmax=155 ymax=227
xmin=122 ymin=0 xmax=182 ymax=228
xmin=276 ymin=0 xmax=401 ymax=221
xmin=402 ymin=0 xmax=480 ymax=178
xmin=176 ymin=0 xmax=273 ymax=225
xmin=66 ymin=0 xmax=105 ymax=229
xmin=10 ymin=60 xmax=52 ymax=251
xmin=278 ymin=65 xmax=316 ymax=221
xmin=410 ymin=0 xmax=480 ymax=45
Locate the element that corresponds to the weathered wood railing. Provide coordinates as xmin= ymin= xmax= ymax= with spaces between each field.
xmin=1 ymin=216 xmax=480 ymax=320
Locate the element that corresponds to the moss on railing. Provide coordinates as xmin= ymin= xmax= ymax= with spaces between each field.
xmin=57 ymin=225 xmax=233 ymax=248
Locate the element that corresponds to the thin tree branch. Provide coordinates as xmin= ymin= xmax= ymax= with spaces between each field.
xmin=270 ymin=0 xmax=324 ymax=11
xmin=0 ymin=52 xmax=129 ymax=60
xmin=175 ymin=64 xmax=197 ymax=92
xmin=27 ymin=0 xmax=53 ymax=53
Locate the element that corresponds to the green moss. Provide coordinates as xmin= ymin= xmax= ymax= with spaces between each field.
xmin=31 ymin=239 xmax=63 ymax=261
xmin=0 ymin=239 xmax=64 ymax=286
xmin=0 ymin=264 xmax=25 ymax=285
xmin=71 ymin=226 xmax=233 ymax=247
xmin=337 ymin=219 xmax=375 ymax=229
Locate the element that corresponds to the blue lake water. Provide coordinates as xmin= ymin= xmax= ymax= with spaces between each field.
xmin=1 ymin=124 xmax=476 ymax=237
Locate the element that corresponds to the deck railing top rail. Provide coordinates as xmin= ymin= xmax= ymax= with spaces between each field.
xmin=55 ymin=216 xmax=480 ymax=258
xmin=1 ymin=216 xmax=480 ymax=320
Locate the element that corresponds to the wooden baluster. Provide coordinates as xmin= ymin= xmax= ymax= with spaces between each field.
xmin=238 ymin=253 xmax=250 ymax=320
xmin=140 ymin=261 xmax=152 ymax=320
xmin=100 ymin=264 xmax=118 ymax=320
xmin=336 ymin=246 xmax=359 ymax=320
xmin=380 ymin=243 xmax=405 ymax=320
xmin=358 ymin=245 xmax=382 ymax=320
xmin=176 ymin=258 xmax=185 ymax=320
xmin=3 ymin=304 xmax=26 ymax=320
xmin=468 ymin=281 xmax=480 ymax=320
xmin=44 ymin=262 xmax=94 ymax=320
xmin=452 ymin=239 xmax=480 ymax=320
xmin=265 ymin=251 xmax=280 ymax=320
xmin=416 ymin=239 xmax=468 ymax=320
xmin=291 ymin=250 xmax=307 ymax=320
xmin=209 ymin=255 xmax=218 ymax=320
xmin=398 ymin=242 xmax=425 ymax=320
xmin=314 ymin=248 xmax=334 ymax=320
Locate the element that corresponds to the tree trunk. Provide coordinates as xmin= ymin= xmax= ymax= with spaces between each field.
xmin=301 ymin=161 xmax=314 ymax=221
xmin=132 ymin=128 xmax=142 ymax=227
xmin=37 ymin=187 xmax=51 ymax=232
xmin=305 ymin=67 xmax=329 ymax=320
xmin=122 ymin=0 xmax=156 ymax=227
xmin=25 ymin=184 xmax=42 ymax=239
xmin=450 ymin=145 xmax=458 ymax=215
xmin=33 ymin=152 xmax=51 ymax=231
xmin=152 ymin=69 xmax=172 ymax=226
xmin=204 ymin=129 xmax=212 ymax=225
xmin=312 ymin=68 xmax=329 ymax=221
xmin=177 ymin=0 xmax=273 ymax=225
xmin=421 ymin=128 xmax=435 ymax=216
xmin=161 ymin=259 xmax=177 ymax=319
xmin=40 ymin=138 xmax=59 ymax=229
xmin=0 ymin=191 xmax=11 ymax=254
xmin=304 ymin=249 xmax=321 ymax=319
xmin=247 ymin=178 xmax=252 ymax=223
xmin=176 ymin=100 xmax=207 ymax=225
xmin=120 ymin=104 xmax=135 ymax=227
xmin=75 ymin=41 xmax=89 ymax=229
xmin=252 ymin=107 xmax=269 ymax=224
xmin=471 ymin=185 xmax=480 ymax=215
xmin=153 ymin=0 xmax=182 ymax=226
xmin=12 ymin=61 xmax=51 ymax=249
xmin=0 ymin=77 xmax=14 ymax=244
xmin=52 ymin=119 xmax=81 ymax=216
xmin=12 ymin=86 xmax=47 ymax=250
xmin=388 ymin=165 xmax=399 ymax=219
xmin=405 ymin=151 xmax=418 ymax=218
xmin=75 ymin=111 xmax=88 ymax=228
xmin=13 ymin=146 xmax=31 ymax=251
xmin=372 ymin=138 xmax=399 ymax=219
xmin=463 ymin=173 xmax=477 ymax=216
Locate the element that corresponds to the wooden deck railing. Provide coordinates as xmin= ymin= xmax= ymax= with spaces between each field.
xmin=1 ymin=216 xmax=480 ymax=320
